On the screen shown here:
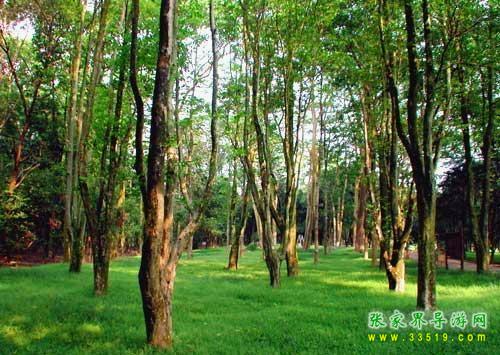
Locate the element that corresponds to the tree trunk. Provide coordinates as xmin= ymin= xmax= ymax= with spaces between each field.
xmin=138 ymin=0 xmax=177 ymax=346
xmin=226 ymin=159 xmax=238 ymax=247
xmin=457 ymin=39 xmax=487 ymax=273
xmin=64 ymin=0 xmax=87 ymax=265
xmin=306 ymin=103 xmax=320 ymax=264
xmin=355 ymin=175 xmax=367 ymax=253
xmin=93 ymin=238 xmax=110 ymax=295
xmin=371 ymin=231 xmax=378 ymax=266
xmin=415 ymin=191 xmax=437 ymax=309
xmin=187 ymin=236 xmax=193 ymax=259
xmin=240 ymin=0 xmax=281 ymax=286
xmin=228 ymin=182 xmax=249 ymax=270
xmin=478 ymin=10 xmax=495 ymax=272
xmin=253 ymin=201 xmax=263 ymax=248
xmin=69 ymin=208 xmax=86 ymax=272
xmin=76 ymin=0 xmax=113 ymax=294
xmin=138 ymin=0 xmax=219 ymax=346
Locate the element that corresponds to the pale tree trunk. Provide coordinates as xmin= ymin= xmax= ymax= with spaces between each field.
xmin=228 ymin=182 xmax=250 ymax=270
xmin=65 ymin=0 xmax=87 ymax=266
xmin=356 ymin=171 xmax=367 ymax=254
xmin=269 ymin=188 xmax=278 ymax=246
xmin=70 ymin=5 xmax=95 ymax=270
xmin=226 ymin=159 xmax=238 ymax=247
xmin=306 ymin=103 xmax=320 ymax=264
xmin=64 ymin=13 xmax=81 ymax=262
xmin=323 ymin=194 xmax=330 ymax=254
xmin=240 ymin=1 xmax=281 ymax=285
xmin=371 ymin=231 xmax=378 ymax=266
xmin=253 ymin=200 xmax=263 ymax=249
xmin=77 ymin=0 xmax=112 ymax=295
xmin=337 ymin=176 xmax=347 ymax=247
xmin=351 ymin=174 xmax=360 ymax=248
xmin=319 ymin=82 xmax=329 ymax=255
xmin=360 ymin=88 xmax=383 ymax=262
xmin=278 ymin=39 xmax=303 ymax=278
xmin=331 ymin=202 xmax=337 ymax=249
xmin=69 ymin=203 xmax=86 ymax=272
xmin=479 ymin=9 xmax=494 ymax=271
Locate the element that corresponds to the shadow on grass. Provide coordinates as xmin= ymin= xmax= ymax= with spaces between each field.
xmin=1 ymin=247 xmax=498 ymax=354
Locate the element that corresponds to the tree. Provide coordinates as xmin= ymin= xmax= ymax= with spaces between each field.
xmin=305 ymin=99 xmax=320 ymax=263
xmin=134 ymin=0 xmax=218 ymax=346
xmin=394 ymin=0 xmax=452 ymax=309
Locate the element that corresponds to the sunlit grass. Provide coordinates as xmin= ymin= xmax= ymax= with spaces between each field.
xmin=0 ymin=247 xmax=498 ymax=354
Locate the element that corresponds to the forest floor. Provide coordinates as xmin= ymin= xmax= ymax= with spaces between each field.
xmin=0 ymin=247 xmax=498 ymax=354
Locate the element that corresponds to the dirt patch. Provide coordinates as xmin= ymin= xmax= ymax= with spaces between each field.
xmin=0 ymin=253 xmax=64 ymax=267
xmin=408 ymin=251 xmax=500 ymax=272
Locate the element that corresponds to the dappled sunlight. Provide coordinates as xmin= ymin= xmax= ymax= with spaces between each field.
xmin=1 ymin=325 xmax=30 ymax=347
xmin=0 ymin=248 xmax=498 ymax=354
xmin=79 ymin=323 xmax=102 ymax=336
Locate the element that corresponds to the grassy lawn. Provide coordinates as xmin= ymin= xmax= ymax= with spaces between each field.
xmin=1 ymin=248 xmax=498 ymax=354
xmin=465 ymin=251 xmax=500 ymax=264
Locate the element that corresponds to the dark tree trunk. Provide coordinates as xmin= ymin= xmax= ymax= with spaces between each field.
xmin=138 ymin=0 xmax=218 ymax=347
xmin=69 ymin=217 xmax=85 ymax=272
xmin=415 ymin=192 xmax=436 ymax=309
xmin=93 ymin=242 xmax=110 ymax=295
xmin=138 ymin=0 xmax=177 ymax=346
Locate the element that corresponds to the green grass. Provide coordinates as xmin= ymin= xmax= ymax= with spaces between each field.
xmin=1 ymin=248 xmax=499 ymax=354
xmin=465 ymin=251 xmax=500 ymax=264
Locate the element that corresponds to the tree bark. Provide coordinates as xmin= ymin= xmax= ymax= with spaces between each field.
xmin=389 ymin=0 xmax=440 ymax=310
xmin=77 ymin=0 xmax=112 ymax=295
xmin=240 ymin=0 xmax=281 ymax=286
xmin=138 ymin=0 xmax=218 ymax=347
xmin=477 ymin=8 xmax=495 ymax=272
xmin=226 ymin=159 xmax=238 ymax=247
xmin=138 ymin=0 xmax=177 ymax=346
xmin=457 ymin=41 xmax=487 ymax=273
xmin=228 ymin=182 xmax=250 ymax=270
xmin=306 ymin=103 xmax=320 ymax=264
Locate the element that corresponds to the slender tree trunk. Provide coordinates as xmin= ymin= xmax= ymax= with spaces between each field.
xmin=226 ymin=159 xmax=238 ymax=247
xmin=323 ymin=194 xmax=329 ymax=254
xmin=338 ymin=176 xmax=347 ymax=247
xmin=253 ymin=201 xmax=263 ymax=248
xmin=64 ymin=1 xmax=86 ymax=264
xmin=457 ymin=40 xmax=487 ymax=273
xmin=478 ymin=10 xmax=495 ymax=272
xmin=69 ymin=204 xmax=86 ymax=272
xmin=240 ymin=0 xmax=281 ymax=286
xmin=228 ymin=182 xmax=250 ymax=270
xmin=351 ymin=175 xmax=360 ymax=248
xmin=77 ymin=0 xmax=112 ymax=294
xmin=306 ymin=104 xmax=320 ymax=264
xmin=356 ymin=174 xmax=367 ymax=253
xmin=371 ymin=231 xmax=378 ymax=266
